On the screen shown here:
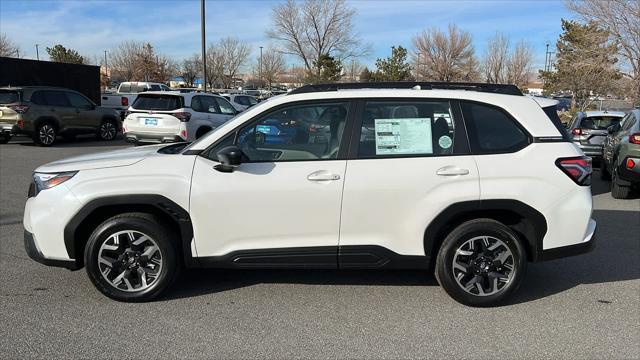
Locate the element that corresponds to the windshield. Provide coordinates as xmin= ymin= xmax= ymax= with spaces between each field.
xmin=0 ymin=90 xmax=20 ymax=104
xmin=581 ymin=116 xmax=622 ymax=130
xmin=132 ymin=94 xmax=183 ymax=110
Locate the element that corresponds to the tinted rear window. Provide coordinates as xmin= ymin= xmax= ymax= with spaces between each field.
xmin=0 ymin=90 xmax=20 ymax=104
xmin=581 ymin=116 xmax=622 ymax=130
xmin=132 ymin=95 xmax=183 ymax=110
xmin=461 ymin=102 xmax=530 ymax=153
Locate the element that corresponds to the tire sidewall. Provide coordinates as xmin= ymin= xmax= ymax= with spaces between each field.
xmin=34 ymin=123 xmax=56 ymax=146
xmin=84 ymin=215 xmax=178 ymax=302
xmin=436 ymin=220 xmax=527 ymax=307
xmin=98 ymin=119 xmax=117 ymax=141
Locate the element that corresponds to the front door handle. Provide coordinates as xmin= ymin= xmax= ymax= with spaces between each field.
xmin=307 ymin=170 xmax=341 ymax=181
xmin=436 ymin=166 xmax=470 ymax=176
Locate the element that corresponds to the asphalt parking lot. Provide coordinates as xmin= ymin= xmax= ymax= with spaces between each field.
xmin=1 ymin=135 xmax=638 ymax=359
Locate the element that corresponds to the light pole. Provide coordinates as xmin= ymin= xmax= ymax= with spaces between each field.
xmin=35 ymin=44 xmax=39 ymax=61
xmin=104 ymin=50 xmax=108 ymax=90
xmin=259 ymin=46 xmax=263 ymax=90
xmin=200 ymin=0 xmax=207 ymax=92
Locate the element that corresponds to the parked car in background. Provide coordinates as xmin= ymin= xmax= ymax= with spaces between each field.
xmin=224 ymin=94 xmax=258 ymax=112
xmin=0 ymin=86 xmax=120 ymax=146
xmin=568 ymin=111 xmax=625 ymax=160
xmin=602 ymin=109 xmax=640 ymax=198
xmin=122 ymin=91 xmax=237 ymax=144
xmin=101 ymin=82 xmax=171 ymax=119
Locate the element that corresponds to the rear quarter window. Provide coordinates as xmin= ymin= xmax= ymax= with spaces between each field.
xmin=132 ymin=95 xmax=183 ymax=110
xmin=461 ymin=101 xmax=530 ymax=154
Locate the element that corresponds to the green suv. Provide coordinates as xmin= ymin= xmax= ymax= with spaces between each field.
xmin=602 ymin=109 xmax=640 ymax=199
xmin=0 ymin=86 xmax=121 ymax=146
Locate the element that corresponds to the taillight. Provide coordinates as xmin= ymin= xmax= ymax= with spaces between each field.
xmin=7 ymin=104 xmax=30 ymax=114
xmin=627 ymin=158 xmax=636 ymax=169
xmin=180 ymin=129 xmax=187 ymax=139
xmin=121 ymin=97 xmax=128 ymax=106
xmin=173 ymin=112 xmax=191 ymax=122
xmin=629 ymin=133 xmax=640 ymax=145
xmin=556 ymin=156 xmax=592 ymax=186
xmin=571 ymin=128 xmax=582 ymax=136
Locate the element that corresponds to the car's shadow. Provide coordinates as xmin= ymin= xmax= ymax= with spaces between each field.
xmin=163 ymin=209 xmax=639 ymax=305
xmin=8 ymin=134 xmax=130 ymax=148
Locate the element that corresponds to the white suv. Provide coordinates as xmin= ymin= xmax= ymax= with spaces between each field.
xmin=23 ymin=83 xmax=596 ymax=306
xmin=123 ymin=92 xmax=237 ymax=144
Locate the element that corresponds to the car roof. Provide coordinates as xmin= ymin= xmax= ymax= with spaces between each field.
xmin=140 ymin=91 xmax=224 ymax=100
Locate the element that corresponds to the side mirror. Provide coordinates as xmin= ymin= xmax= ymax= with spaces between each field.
xmin=214 ymin=146 xmax=243 ymax=172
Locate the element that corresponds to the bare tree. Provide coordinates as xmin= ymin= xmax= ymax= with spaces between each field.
xmin=267 ymin=0 xmax=368 ymax=80
xmin=506 ymin=40 xmax=534 ymax=88
xmin=219 ymin=37 xmax=251 ymax=88
xmin=256 ymin=48 xmax=285 ymax=89
xmin=0 ymin=33 xmax=20 ymax=57
xmin=180 ymin=54 xmax=201 ymax=87
xmin=205 ymin=43 xmax=225 ymax=88
xmin=567 ymin=0 xmax=640 ymax=101
xmin=483 ymin=33 xmax=510 ymax=83
xmin=412 ymin=24 xmax=479 ymax=82
xmin=109 ymin=41 xmax=142 ymax=82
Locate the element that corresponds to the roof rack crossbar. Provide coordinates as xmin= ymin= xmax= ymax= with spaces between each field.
xmin=288 ymin=82 xmax=523 ymax=96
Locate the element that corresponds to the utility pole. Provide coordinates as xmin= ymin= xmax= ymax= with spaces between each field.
xmin=259 ymin=46 xmax=263 ymax=90
xmin=103 ymin=50 xmax=109 ymax=90
xmin=544 ymin=44 xmax=549 ymax=73
xmin=35 ymin=44 xmax=39 ymax=61
xmin=200 ymin=0 xmax=207 ymax=92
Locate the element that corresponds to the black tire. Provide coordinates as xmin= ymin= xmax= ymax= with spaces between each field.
xmin=611 ymin=165 xmax=631 ymax=199
xmin=0 ymin=135 xmax=10 ymax=144
xmin=435 ymin=219 xmax=527 ymax=307
xmin=33 ymin=122 xmax=57 ymax=146
xmin=84 ymin=212 xmax=180 ymax=302
xmin=97 ymin=118 xmax=118 ymax=141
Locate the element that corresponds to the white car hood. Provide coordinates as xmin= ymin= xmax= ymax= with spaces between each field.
xmin=36 ymin=144 xmax=168 ymax=173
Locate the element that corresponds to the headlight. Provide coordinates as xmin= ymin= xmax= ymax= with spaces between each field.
xmin=33 ymin=171 xmax=77 ymax=194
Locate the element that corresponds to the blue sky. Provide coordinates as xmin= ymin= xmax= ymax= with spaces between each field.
xmin=0 ymin=0 xmax=573 ymax=71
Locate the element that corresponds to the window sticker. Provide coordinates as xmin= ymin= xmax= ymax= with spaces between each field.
xmin=374 ymin=118 xmax=433 ymax=155
xmin=438 ymin=135 xmax=453 ymax=149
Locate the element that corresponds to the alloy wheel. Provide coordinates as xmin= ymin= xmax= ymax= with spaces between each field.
xmin=97 ymin=230 xmax=162 ymax=292
xmin=100 ymin=121 xmax=116 ymax=140
xmin=452 ymin=235 xmax=515 ymax=296
xmin=38 ymin=124 xmax=56 ymax=145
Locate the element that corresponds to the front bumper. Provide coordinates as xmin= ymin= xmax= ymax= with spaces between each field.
xmin=24 ymin=230 xmax=79 ymax=270
xmin=537 ymin=218 xmax=596 ymax=261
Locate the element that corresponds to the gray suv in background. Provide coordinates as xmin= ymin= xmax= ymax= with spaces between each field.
xmin=0 ymin=86 xmax=121 ymax=146
xmin=567 ymin=111 xmax=625 ymax=160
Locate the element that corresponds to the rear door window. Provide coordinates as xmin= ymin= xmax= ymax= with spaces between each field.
xmin=461 ymin=101 xmax=529 ymax=153
xmin=215 ymin=97 xmax=236 ymax=115
xmin=132 ymin=94 xmax=183 ymax=110
xmin=0 ymin=90 xmax=20 ymax=104
xmin=192 ymin=95 xmax=220 ymax=113
xmin=357 ymin=100 xmax=456 ymax=157
xmin=66 ymin=92 xmax=93 ymax=108
xmin=44 ymin=91 xmax=71 ymax=107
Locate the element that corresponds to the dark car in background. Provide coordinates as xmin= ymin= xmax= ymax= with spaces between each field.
xmin=567 ymin=110 xmax=625 ymax=160
xmin=602 ymin=109 xmax=640 ymax=199
xmin=0 ymin=86 xmax=120 ymax=146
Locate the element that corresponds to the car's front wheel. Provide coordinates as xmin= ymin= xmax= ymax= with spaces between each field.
xmin=84 ymin=213 xmax=179 ymax=302
xmin=435 ymin=219 xmax=526 ymax=307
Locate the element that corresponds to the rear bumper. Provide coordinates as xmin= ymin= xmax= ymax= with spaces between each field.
xmin=575 ymin=142 xmax=603 ymax=157
xmin=125 ymin=133 xmax=185 ymax=144
xmin=24 ymin=230 xmax=79 ymax=270
xmin=537 ymin=218 xmax=596 ymax=261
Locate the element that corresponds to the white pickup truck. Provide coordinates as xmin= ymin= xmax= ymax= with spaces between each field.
xmin=101 ymin=82 xmax=171 ymax=119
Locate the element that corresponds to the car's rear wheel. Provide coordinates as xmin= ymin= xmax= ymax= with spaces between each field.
xmin=33 ymin=123 xmax=57 ymax=146
xmin=611 ymin=165 xmax=631 ymax=199
xmin=435 ymin=219 xmax=526 ymax=307
xmin=0 ymin=134 xmax=10 ymax=144
xmin=84 ymin=213 xmax=179 ymax=302
xmin=98 ymin=119 xmax=118 ymax=141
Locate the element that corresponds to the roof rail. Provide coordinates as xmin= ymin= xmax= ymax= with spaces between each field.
xmin=288 ymin=82 xmax=523 ymax=96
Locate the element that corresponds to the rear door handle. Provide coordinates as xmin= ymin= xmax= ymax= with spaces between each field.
xmin=436 ymin=166 xmax=469 ymax=176
xmin=307 ymin=170 xmax=341 ymax=181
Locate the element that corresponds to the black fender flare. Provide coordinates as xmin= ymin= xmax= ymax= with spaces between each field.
xmin=63 ymin=195 xmax=194 ymax=267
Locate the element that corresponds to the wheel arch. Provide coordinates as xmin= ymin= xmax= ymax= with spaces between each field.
xmin=101 ymin=114 xmax=121 ymax=132
xmin=423 ymin=200 xmax=547 ymax=265
xmin=34 ymin=116 xmax=61 ymax=131
xmin=195 ymin=125 xmax=213 ymax=139
xmin=64 ymin=195 xmax=194 ymax=268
